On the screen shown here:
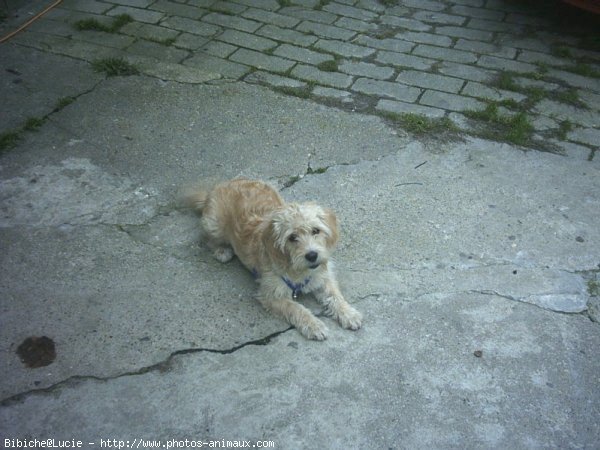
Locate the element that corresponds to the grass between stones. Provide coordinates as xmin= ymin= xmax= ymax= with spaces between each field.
xmin=564 ymin=63 xmax=600 ymax=79
xmin=464 ymin=103 xmax=534 ymax=146
xmin=589 ymin=279 xmax=600 ymax=297
xmin=493 ymin=72 xmax=586 ymax=109
xmin=556 ymin=119 xmax=573 ymax=140
xmin=380 ymin=111 xmax=458 ymax=136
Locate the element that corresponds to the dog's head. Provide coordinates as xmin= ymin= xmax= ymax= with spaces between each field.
xmin=264 ymin=203 xmax=339 ymax=272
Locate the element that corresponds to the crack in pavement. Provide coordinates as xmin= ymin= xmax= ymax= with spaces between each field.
xmin=0 ymin=327 xmax=293 ymax=407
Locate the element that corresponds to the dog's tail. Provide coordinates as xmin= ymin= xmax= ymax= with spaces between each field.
xmin=182 ymin=189 xmax=208 ymax=212
xmin=180 ymin=182 xmax=215 ymax=213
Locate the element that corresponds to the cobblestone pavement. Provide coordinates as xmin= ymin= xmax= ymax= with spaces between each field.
xmin=1 ymin=0 xmax=599 ymax=158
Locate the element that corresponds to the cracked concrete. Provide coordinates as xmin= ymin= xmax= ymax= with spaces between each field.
xmin=1 ymin=27 xmax=600 ymax=449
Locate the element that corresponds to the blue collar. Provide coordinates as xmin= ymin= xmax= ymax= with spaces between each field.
xmin=281 ymin=276 xmax=311 ymax=299
xmin=251 ymin=269 xmax=310 ymax=299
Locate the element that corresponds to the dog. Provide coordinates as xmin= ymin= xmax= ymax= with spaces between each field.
xmin=186 ymin=178 xmax=362 ymax=340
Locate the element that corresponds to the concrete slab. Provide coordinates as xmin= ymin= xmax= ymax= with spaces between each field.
xmin=1 ymin=294 xmax=597 ymax=448
xmin=0 ymin=43 xmax=104 ymax=133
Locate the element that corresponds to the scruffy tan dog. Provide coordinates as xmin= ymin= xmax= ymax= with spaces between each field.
xmin=187 ymin=178 xmax=362 ymax=340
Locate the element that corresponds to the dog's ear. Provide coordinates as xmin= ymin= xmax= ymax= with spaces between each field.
xmin=262 ymin=214 xmax=289 ymax=268
xmin=320 ymin=208 xmax=339 ymax=248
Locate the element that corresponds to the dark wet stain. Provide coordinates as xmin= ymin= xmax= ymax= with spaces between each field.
xmin=16 ymin=336 xmax=56 ymax=368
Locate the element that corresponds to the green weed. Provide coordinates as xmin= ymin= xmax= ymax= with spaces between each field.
xmin=588 ymin=279 xmax=599 ymax=296
xmin=381 ymin=112 xmax=457 ymax=135
xmin=54 ymin=97 xmax=75 ymax=112
xmin=556 ymin=120 xmax=573 ymax=140
xmin=92 ymin=57 xmax=139 ymax=76
xmin=555 ymin=88 xmax=584 ymax=107
xmin=0 ymin=131 xmax=20 ymax=152
xmin=564 ymin=63 xmax=600 ymax=78
xmin=551 ymin=45 xmax=572 ymax=58
xmin=306 ymin=166 xmax=328 ymax=174
xmin=23 ymin=117 xmax=45 ymax=131
xmin=465 ymin=103 xmax=533 ymax=146
xmin=74 ymin=14 xmax=133 ymax=33
xmin=496 ymin=72 xmax=519 ymax=91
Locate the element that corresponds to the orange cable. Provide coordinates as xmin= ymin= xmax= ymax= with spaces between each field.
xmin=0 ymin=0 xmax=63 ymax=44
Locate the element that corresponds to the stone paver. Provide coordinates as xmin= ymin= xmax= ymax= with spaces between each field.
xmin=339 ymin=61 xmax=394 ymax=80
xmin=273 ymin=43 xmax=333 ymax=65
xmin=1 ymin=0 xmax=599 ymax=158
xmin=314 ymin=38 xmax=374 ymax=58
xmin=397 ymin=70 xmax=465 ymax=93
xmin=376 ymin=98 xmax=446 ymax=118
xmin=291 ymin=64 xmax=353 ymax=89
xmin=352 ymin=77 xmax=421 ymax=102
xmin=229 ymin=48 xmax=294 ymax=73
xmin=420 ymin=90 xmax=486 ymax=112
xmin=217 ymin=29 xmax=277 ymax=51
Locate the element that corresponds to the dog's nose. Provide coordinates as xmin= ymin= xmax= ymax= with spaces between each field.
xmin=305 ymin=251 xmax=318 ymax=263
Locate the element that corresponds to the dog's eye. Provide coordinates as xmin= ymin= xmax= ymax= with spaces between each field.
xmin=312 ymin=228 xmax=320 ymax=235
xmin=288 ymin=234 xmax=298 ymax=242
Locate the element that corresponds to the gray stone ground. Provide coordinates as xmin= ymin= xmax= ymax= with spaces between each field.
xmin=1 ymin=0 xmax=599 ymax=449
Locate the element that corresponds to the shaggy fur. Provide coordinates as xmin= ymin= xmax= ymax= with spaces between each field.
xmin=186 ymin=178 xmax=362 ymax=340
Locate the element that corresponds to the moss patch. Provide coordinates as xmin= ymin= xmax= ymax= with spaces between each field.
xmin=317 ymin=60 xmax=339 ymax=72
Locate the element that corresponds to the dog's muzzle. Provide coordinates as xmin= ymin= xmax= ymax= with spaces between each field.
xmin=305 ymin=251 xmax=320 ymax=269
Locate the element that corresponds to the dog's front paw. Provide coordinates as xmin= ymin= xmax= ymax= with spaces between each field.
xmin=338 ymin=306 xmax=362 ymax=331
xmin=299 ymin=318 xmax=328 ymax=341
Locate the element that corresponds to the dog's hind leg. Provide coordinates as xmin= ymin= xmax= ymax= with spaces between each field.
xmin=200 ymin=210 xmax=234 ymax=263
